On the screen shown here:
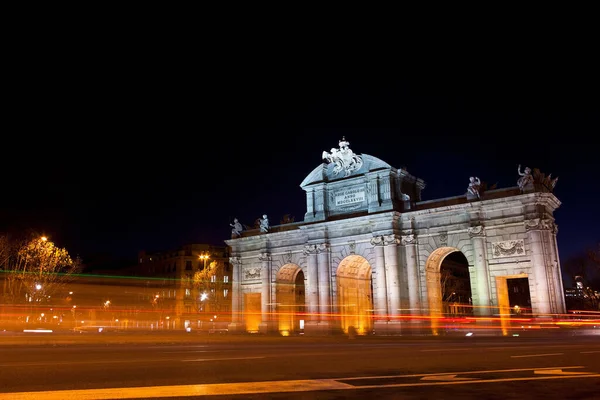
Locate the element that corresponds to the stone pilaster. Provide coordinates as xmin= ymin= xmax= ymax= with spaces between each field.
xmin=303 ymin=244 xmax=320 ymax=325
xmin=525 ymin=218 xmax=552 ymax=315
xmin=370 ymin=236 xmax=388 ymax=320
xmin=316 ymin=243 xmax=331 ymax=322
xmin=401 ymin=233 xmax=419 ymax=315
xmin=227 ymin=256 xmax=244 ymax=333
xmin=383 ymin=234 xmax=401 ymax=318
xmin=549 ymin=222 xmax=566 ymax=313
xmin=468 ymin=225 xmax=491 ymax=316
xmin=259 ymin=252 xmax=271 ymax=319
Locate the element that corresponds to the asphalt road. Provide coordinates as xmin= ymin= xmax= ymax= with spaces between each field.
xmin=1 ymin=331 xmax=599 ymax=399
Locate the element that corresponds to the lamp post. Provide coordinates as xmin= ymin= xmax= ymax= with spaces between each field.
xmin=198 ymin=252 xmax=211 ymax=270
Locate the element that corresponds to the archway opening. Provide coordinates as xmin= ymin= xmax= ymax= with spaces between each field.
xmin=507 ymin=276 xmax=531 ymax=314
xmin=276 ymin=265 xmax=305 ymax=336
xmin=336 ymin=255 xmax=373 ymax=335
xmin=496 ymin=273 xmax=530 ymax=335
xmin=426 ymin=247 xmax=472 ymax=335
xmin=440 ymin=252 xmax=473 ymax=317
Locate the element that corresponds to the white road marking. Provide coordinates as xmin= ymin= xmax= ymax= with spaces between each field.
xmin=511 ymin=353 xmax=563 ymax=358
xmin=581 ymin=350 xmax=600 ymax=354
xmin=181 ymin=356 xmax=265 ymax=362
xmin=420 ymin=374 xmax=477 ymax=381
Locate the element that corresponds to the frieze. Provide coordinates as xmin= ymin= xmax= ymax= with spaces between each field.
xmin=468 ymin=225 xmax=485 ymax=238
xmin=401 ymin=234 xmax=416 ymax=245
xmin=243 ymin=266 xmax=261 ymax=280
xmin=492 ymin=239 xmax=525 ymax=258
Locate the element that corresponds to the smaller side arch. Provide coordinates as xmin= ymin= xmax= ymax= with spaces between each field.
xmin=275 ymin=264 xmax=305 ymax=336
xmin=336 ymin=255 xmax=373 ymax=335
xmin=425 ymin=246 xmax=460 ymax=335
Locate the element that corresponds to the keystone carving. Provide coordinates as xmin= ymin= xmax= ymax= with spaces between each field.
xmin=438 ymin=232 xmax=448 ymax=246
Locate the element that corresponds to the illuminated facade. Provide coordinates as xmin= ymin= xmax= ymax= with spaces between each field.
xmin=133 ymin=243 xmax=232 ymax=330
xmin=226 ymin=139 xmax=566 ymax=336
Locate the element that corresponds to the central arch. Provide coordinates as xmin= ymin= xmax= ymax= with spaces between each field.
xmin=425 ymin=246 xmax=472 ymax=335
xmin=275 ymin=264 xmax=305 ymax=336
xmin=336 ymin=255 xmax=373 ymax=335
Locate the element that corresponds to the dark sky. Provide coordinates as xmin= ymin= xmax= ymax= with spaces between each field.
xmin=2 ymin=56 xmax=598 ymax=284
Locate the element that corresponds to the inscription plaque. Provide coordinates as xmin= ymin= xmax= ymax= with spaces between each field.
xmin=335 ymin=188 xmax=365 ymax=206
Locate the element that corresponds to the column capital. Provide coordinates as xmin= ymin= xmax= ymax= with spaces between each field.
xmin=401 ymin=234 xmax=417 ymax=245
xmin=316 ymin=243 xmax=329 ymax=253
xmin=259 ymin=252 xmax=271 ymax=262
xmin=370 ymin=236 xmax=384 ymax=246
xmin=383 ymin=234 xmax=400 ymax=246
xmin=229 ymin=256 xmax=241 ymax=266
xmin=525 ymin=218 xmax=555 ymax=232
xmin=303 ymin=244 xmax=319 ymax=255
xmin=468 ymin=225 xmax=485 ymax=238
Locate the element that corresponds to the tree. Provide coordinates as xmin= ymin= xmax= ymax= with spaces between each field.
xmin=1 ymin=233 xmax=82 ymax=306
xmin=192 ymin=260 xmax=226 ymax=320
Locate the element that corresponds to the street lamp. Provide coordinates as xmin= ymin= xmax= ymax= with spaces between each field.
xmin=198 ymin=252 xmax=211 ymax=270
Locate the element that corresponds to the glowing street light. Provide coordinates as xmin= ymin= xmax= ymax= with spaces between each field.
xmin=198 ymin=252 xmax=211 ymax=269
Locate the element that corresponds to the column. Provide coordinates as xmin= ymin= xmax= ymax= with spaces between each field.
xmin=370 ymin=236 xmax=388 ymax=320
xmin=550 ymin=223 xmax=566 ymax=313
xmin=227 ymin=256 xmax=243 ymax=332
xmin=468 ymin=225 xmax=491 ymax=316
xmin=317 ymin=243 xmax=331 ymax=322
xmin=525 ymin=219 xmax=551 ymax=316
xmin=259 ymin=252 xmax=271 ymax=327
xmin=383 ymin=234 xmax=401 ymax=319
xmin=401 ymin=233 xmax=419 ymax=315
xmin=304 ymin=244 xmax=320 ymax=323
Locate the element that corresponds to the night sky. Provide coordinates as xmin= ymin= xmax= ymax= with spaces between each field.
xmin=2 ymin=63 xmax=598 ymax=284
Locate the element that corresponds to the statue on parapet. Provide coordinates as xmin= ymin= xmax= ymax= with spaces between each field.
xmin=517 ymin=164 xmax=558 ymax=193
xmin=322 ymin=136 xmax=364 ymax=177
xmin=466 ymin=176 xmax=481 ymax=199
xmin=259 ymin=214 xmax=270 ymax=233
xmin=230 ymin=218 xmax=243 ymax=238
xmin=517 ymin=164 xmax=534 ymax=192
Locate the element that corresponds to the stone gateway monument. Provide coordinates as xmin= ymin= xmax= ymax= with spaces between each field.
xmin=225 ymin=138 xmax=565 ymax=336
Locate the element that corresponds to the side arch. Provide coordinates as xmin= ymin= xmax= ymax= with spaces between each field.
xmin=425 ymin=246 xmax=461 ymax=335
xmin=336 ymin=255 xmax=373 ymax=335
xmin=275 ymin=264 xmax=305 ymax=336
